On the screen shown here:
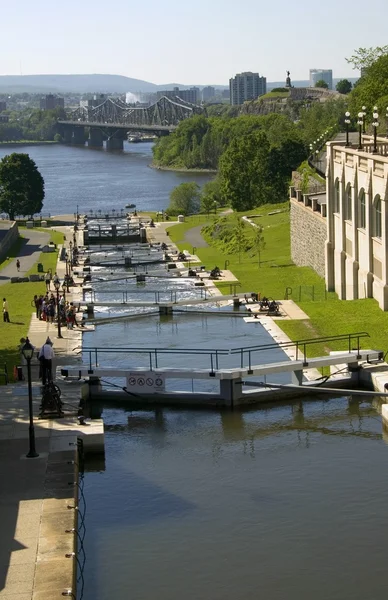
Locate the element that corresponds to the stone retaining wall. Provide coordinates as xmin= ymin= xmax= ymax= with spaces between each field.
xmin=0 ymin=221 xmax=19 ymax=260
xmin=290 ymin=198 xmax=326 ymax=278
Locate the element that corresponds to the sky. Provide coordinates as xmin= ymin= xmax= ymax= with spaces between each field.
xmin=1 ymin=0 xmax=388 ymax=85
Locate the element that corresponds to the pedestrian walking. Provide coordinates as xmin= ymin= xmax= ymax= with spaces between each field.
xmin=44 ymin=270 xmax=52 ymax=292
xmin=53 ymin=272 xmax=60 ymax=287
xmin=16 ymin=259 xmax=20 ymax=272
xmin=38 ymin=337 xmax=55 ymax=385
xmin=3 ymin=298 xmax=10 ymax=322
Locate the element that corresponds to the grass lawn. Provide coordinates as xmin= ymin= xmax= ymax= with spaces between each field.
xmin=167 ymin=204 xmax=388 ymax=359
xmin=0 ymin=228 xmax=64 ymax=379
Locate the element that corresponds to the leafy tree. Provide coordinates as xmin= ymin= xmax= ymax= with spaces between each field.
xmin=167 ymin=182 xmax=200 ymax=216
xmin=348 ymin=54 xmax=388 ymax=115
xmin=346 ymin=46 xmax=388 ymax=71
xmin=0 ymin=153 xmax=44 ymax=219
xmin=336 ymin=79 xmax=352 ymax=94
xmin=315 ymin=80 xmax=329 ymax=89
xmin=249 ymin=224 xmax=266 ymax=267
xmin=200 ymin=179 xmax=224 ymax=215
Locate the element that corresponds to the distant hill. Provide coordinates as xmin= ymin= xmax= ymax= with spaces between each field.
xmin=0 ymin=74 xmax=360 ymax=94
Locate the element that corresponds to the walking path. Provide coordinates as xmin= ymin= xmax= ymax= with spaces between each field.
xmin=0 ymin=221 xmax=93 ymax=599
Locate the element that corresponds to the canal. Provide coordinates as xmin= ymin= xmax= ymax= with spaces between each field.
xmin=2 ymin=143 xmax=387 ymax=599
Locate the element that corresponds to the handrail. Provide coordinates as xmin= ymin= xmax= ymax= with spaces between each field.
xmin=82 ymin=332 xmax=370 ymax=372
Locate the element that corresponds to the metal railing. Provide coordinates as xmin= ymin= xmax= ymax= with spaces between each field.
xmin=83 ymin=287 xmax=210 ymax=304
xmin=82 ymin=332 xmax=370 ymax=373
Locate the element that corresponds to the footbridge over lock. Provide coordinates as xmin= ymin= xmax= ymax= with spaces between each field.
xmin=57 ymin=96 xmax=205 ymax=150
xmin=61 ymin=332 xmax=384 ymax=408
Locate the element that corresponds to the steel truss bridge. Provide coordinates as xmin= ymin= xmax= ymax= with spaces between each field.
xmin=58 ymin=95 xmax=204 ymax=135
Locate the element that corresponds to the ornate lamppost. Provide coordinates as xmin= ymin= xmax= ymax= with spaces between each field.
xmin=372 ymin=106 xmax=379 ymax=153
xmin=21 ymin=338 xmax=39 ymax=458
xmin=65 ymin=253 xmax=70 ymax=293
xmin=69 ymin=241 xmax=73 ymax=267
xmin=54 ymin=280 xmax=63 ymax=339
xmin=357 ymin=111 xmax=364 ymax=149
xmin=362 ymin=106 xmax=367 ymax=133
xmin=344 ymin=111 xmax=351 ymax=146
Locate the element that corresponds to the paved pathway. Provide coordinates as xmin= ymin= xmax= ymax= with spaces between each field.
xmin=0 ymin=229 xmax=50 ymax=284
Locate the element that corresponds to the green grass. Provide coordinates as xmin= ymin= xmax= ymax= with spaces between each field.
xmin=167 ymin=204 xmax=388 ymax=359
xmin=259 ymin=91 xmax=290 ymax=99
xmin=0 ymin=229 xmax=64 ymax=380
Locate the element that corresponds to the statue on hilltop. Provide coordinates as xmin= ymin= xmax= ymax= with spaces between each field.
xmin=286 ymin=70 xmax=292 ymax=88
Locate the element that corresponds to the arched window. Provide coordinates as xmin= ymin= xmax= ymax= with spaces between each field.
xmin=373 ymin=195 xmax=382 ymax=238
xmin=334 ymin=179 xmax=340 ymax=213
xmin=359 ymin=189 xmax=366 ymax=228
xmin=345 ymin=184 xmax=352 ymax=221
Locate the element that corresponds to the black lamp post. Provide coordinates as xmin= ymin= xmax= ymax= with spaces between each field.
xmin=54 ymin=280 xmax=63 ymax=339
xmin=213 ymin=201 xmax=217 ymax=215
xmin=372 ymin=106 xmax=379 ymax=153
xmin=386 ymin=107 xmax=388 ymax=138
xmin=65 ymin=253 xmax=70 ymax=292
xmin=69 ymin=241 xmax=73 ymax=267
xmin=344 ymin=111 xmax=351 ymax=146
xmin=21 ymin=338 xmax=39 ymax=458
xmin=362 ymin=106 xmax=367 ymax=134
xmin=357 ymin=111 xmax=364 ymax=150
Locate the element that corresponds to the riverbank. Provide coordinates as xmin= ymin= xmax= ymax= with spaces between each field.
xmin=149 ymin=162 xmax=217 ymax=174
xmin=0 ymin=140 xmax=59 ymax=147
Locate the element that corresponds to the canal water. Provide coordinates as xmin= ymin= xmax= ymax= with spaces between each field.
xmin=2 ymin=143 xmax=387 ymax=598
xmin=0 ymin=142 xmax=212 ymax=215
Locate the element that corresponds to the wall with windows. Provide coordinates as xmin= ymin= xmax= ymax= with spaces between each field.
xmin=325 ymin=140 xmax=388 ymax=309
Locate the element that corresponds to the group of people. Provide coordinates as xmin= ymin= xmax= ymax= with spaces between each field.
xmin=32 ymin=293 xmax=82 ymax=329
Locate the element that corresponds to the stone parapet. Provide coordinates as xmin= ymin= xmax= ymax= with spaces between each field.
xmin=290 ymin=197 xmax=327 ymax=278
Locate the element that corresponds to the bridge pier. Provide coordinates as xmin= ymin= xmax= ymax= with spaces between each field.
xmin=106 ymin=137 xmax=124 ymax=151
xmin=63 ymin=128 xmax=73 ymax=144
xmin=72 ymin=127 xmax=85 ymax=145
xmin=88 ymin=128 xmax=104 ymax=148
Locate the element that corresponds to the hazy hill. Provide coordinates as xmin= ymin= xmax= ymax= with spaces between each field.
xmin=0 ymin=74 xmax=359 ymax=94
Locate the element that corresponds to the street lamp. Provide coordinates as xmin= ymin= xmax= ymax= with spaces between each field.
xmin=69 ymin=241 xmax=73 ymax=267
xmin=344 ymin=111 xmax=351 ymax=146
xmin=372 ymin=106 xmax=379 ymax=153
xmin=386 ymin=107 xmax=388 ymax=138
xmin=357 ymin=111 xmax=364 ymax=149
xmin=65 ymin=253 xmax=70 ymax=292
xmin=213 ymin=201 xmax=217 ymax=215
xmin=21 ymin=338 xmax=39 ymax=458
xmin=362 ymin=106 xmax=367 ymax=133
xmin=54 ymin=280 xmax=63 ymax=339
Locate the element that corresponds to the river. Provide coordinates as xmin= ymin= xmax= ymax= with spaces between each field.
xmin=0 ymin=142 xmax=212 ymax=215
xmin=3 ymin=143 xmax=387 ymax=599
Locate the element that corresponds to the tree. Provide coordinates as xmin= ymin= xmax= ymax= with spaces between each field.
xmin=200 ymin=179 xmax=224 ymax=215
xmin=249 ymin=225 xmax=266 ymax=267
xmin=348 ymin=54 xmax=388 ymax=114
xmin=336 ymin=79 xmax=352 ymax=94
xmin=315 ymin=80 xmax=329 ymax=89
xmin=346 ymin=46 xmax=388 ymax=71
xmin=0 ymin=153 xmax=45 ymax=219
xmin=167 ymin=182 xmax=200 ymax=216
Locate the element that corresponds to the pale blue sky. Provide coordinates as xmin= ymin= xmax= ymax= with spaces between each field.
xmin=1 ymin=0 xmax=387 ymax=84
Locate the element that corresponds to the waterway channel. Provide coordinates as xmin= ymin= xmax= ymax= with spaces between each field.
xmin=2 ymin=143 xmax=387 ymax=598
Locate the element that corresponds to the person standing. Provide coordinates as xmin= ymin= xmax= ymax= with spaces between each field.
xmin=44 ymin=270 xmax=52 ymax=292
xmin=16 ymin=259 xmax=20 ymax=272
xmin=3 ymin=298 xmax=10 ymax=322
xmin=38 ymin=337 xmax=55 ymax=385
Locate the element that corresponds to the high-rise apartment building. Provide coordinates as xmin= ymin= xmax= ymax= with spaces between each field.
xmin=40 ymin=94 xmax=65 ymax=110
xmin=309 ymin=69 xmax=333 ymax=89
xmin=229 ymin=72 xmax=267 ymax=105
xmin=157 ymin=87 xmax=200 ymax=104
xmin=201 ymin=86 xmax=216 ymax=102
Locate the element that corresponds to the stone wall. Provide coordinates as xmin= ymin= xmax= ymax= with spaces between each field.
xmin=0 ymin=221 xmax=19 ymax=261
xmin=290 ymin=199 xmax=326 ymax=278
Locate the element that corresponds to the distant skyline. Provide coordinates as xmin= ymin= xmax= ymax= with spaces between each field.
xmin=1 ymin=0 xmax=387 ymax=85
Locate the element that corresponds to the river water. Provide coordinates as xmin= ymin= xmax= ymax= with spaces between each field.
xmin=0 ymin=142 xmax=212 ymax=215
xmin=3 ymin=143 xmax=387 ymax=599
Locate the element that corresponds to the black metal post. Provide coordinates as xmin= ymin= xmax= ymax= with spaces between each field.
xmin=56 ymin=288 xmax=63 ymax=338
xmin=357 ymin=111 xmax=363 ymax=150
xmin=26 ymin=357 xmax=39 ymax=458
xmin=362 ymin=106 xmax=366 ymax=134
xmin=345 ymin=112 xmax=351 ymax=146
xmin=386 ymin=107 xmax=388 ymax=138
xmin=372 ymin=107 xmax=379 ymax=153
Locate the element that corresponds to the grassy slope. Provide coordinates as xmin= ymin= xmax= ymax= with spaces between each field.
xmin=167 ymin=205 xmax=388 ymax=358
xmin=0 ymin=229 xmax=64 ymax=378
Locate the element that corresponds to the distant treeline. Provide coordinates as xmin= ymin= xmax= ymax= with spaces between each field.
xmin=0 ymin=108 xmax=65 ymax=142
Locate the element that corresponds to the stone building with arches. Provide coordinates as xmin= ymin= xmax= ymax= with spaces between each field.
xmin=290 ymin=136 xmax=388 ymax=310
xmin=325 ymin=137 xmax=388 ymax=309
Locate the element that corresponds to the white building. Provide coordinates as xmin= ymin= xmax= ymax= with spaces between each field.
xmin=325 ymin=137 xmax=388 ymax=309
xmin=229 ymin=72 xmax=266 ymax=105
xmin=309 ymin=69 xmax=333 ymax=90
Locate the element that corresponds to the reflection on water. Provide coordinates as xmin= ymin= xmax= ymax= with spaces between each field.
xmin=83 ymin=398 xmax=388 ymax=600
